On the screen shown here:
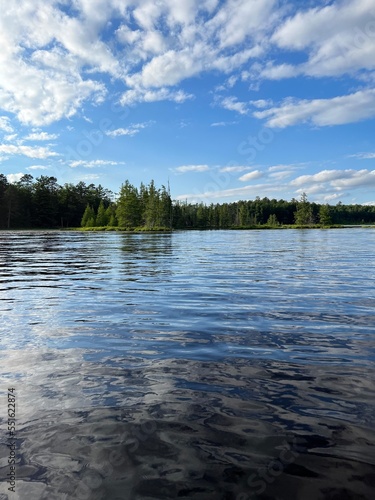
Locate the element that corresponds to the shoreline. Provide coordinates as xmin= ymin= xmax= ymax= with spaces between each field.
xmin=1 ymin=225 xmax=375 ymax=232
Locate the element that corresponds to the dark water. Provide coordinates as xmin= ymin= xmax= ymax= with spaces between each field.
xmin=0 ymin=229 xmax=374 ymax=500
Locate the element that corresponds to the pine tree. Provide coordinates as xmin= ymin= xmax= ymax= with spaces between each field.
xmin=267 ymin=214 xmax=279 ymax=227
xmin=143 ymin=180 xmax=160 ymax=229
xmin=96 ymin=200 xmax=108 ymax=226
xmin=294 ymin=192 xmax=314 ymax=226
xmin=105 ymin=205 xmax=117 ymax=226
xmin=319 ymin=204 xmax=332 ymax=227
xmin=116 ymin=181 xmax=141 ymax=228
xmin=81 ymin=204 xmax=96 ymax=227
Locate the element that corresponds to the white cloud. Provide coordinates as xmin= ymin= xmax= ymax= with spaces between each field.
xmin=268 ymin=164 xmax=299 ymax=172
xmin=220 ymin=96 xmax=249 ymax=115
xmin=265 ymin=163 xmax=307 ymax=182
xmin=239 ymin=170 xmax=263 ymax=182
xmin=176 ymin=182 xmax=285 ymax=203
xmin=350 ymin=152 xmax=375 ymax=159
xmin=70 ymin=160 xmax=123 ymax=168
xmin=25 ymin=132 xmax=59 ymax=141
xmin=291 ymin=168 xmax=375 ymax=192
xmin=259 ymin=63 xmax=298 ymax=80
xmin=105 ymin=122 xmax=150 ymax=138
xmin=175 ymin=164 xmax=210 ymax=173
xmin=0 ymin=144 xmax=58 ymax=159
xmin=120 ymin=88 xmax=193 ymax=106
xmin=0 ymin=0 xmax=279 ymax=124
xmin=213 ymin=0 xmax=277 ymax=48
xmin=0 ymin=1 xmax=110 ymax=126
xmin=7 ymin=173 xmax=24 ymax=183
xmin=219 ymin=166 xmax=249 ymax=173
xmin=250 ymin=99 xmax=273 ymax=109
xmin=291 ymin=170 xmax=349 ymax=186
xmin=210 ymin=121 xmax=237 ymax=127
xmin=268 ymin=0 xmax=375 ymax=79
xmin=4 ymin=134 xmax=17 ymax=142
xmin=254 ymin=88 xmax=375 ymax=127
xmin=0 ymin=116 xmax=13 ymax=133
xmin=106 ymin=128 xmax=139 ymax=137
xmin=269 ymin=170 xmax=295 ymax=181
xmin=26 ymin=165 xmax=49 ymax=170
xmin=1 ymin=0 xmax=374 ymax=128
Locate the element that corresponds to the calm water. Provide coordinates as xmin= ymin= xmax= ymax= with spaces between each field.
xmin=0 ymin=229 xmax=374 ymax=500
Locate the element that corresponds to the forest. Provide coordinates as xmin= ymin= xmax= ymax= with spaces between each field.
xmin=1 ymin=173 xmax=375 ymax=230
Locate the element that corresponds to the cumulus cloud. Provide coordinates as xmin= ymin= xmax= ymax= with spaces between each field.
xmin=1 ymin=0 xmax=374 ymax=129
xmin=250 ymin=99 xmax=273 ymax=109
xmin=25 ymin=132 xmax=59 ymax=141
xmin=0 ymin=0 xmax=280 ymax=125
xmin=269 ymin=0 xmax=375 ymax=78
xmin=7 ymin=173 xmax=24 ymax=183
xmin=254 ymin=88 xmax=375 ymax=127
xmin=239 ymin=170 xmax=264 ymax=181
xmin=0 ymin=116 xmax=13 ymax=133
xmin=175 ymin=164 xmax=210 ymax=173
xmin=219 ymin=96 xmax=249 ymax=115
xmin=291 ymin=168 xmax=375 ymax=193
xmin=4 ymin=134 xmax=17 ymax=142
xmin=0 ymin=144 xmax=58 ymax=159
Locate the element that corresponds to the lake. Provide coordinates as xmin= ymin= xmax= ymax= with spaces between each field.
xmin=0 ymin=229 xmax=374 ymax=500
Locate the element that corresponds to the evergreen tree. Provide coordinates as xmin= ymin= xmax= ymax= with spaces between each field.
xmin=143 ymin=180 xmax=160 ymax=229
xmin=267 ymin=214 xmax=279 ymax=227
xmin=294 ymin=192 xmax=314 ymax=226
xmin=116 ymin=180 xmax=141 ymax=227
xmin=96 ymin=200 xmax=108 ymax=226
xmin=105 ymin=205 xmax=118 ymax=226
xmin=81 ymin=204 xmax=96 ymax=227
xmin=33 ymin=176 xmax=59 ymax=227
xmin=319 ymin=204 xmax=332 ymax=227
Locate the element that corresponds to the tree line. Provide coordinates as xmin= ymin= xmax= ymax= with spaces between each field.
xmin=1 ymin=173 xmax=374 ymax=230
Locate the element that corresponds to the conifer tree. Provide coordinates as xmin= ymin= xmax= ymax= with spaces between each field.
xmin=294 ymin=192 xmax=314 ymax=226
xmin=81 ymin=204 xmax=96 ymax=227
xmin=319 ymin=204 xmax=332 ymax=227
xmin=96 ymin=200 xmax=108 ymax=226
xmin=116 ymin=180 xmax=141 ymax=227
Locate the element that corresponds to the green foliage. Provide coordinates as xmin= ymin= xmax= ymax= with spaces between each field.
xmin=116 ymin=180 xmax=142 ymax=228
xmin=267 ymin=214 xmax=279 ymax=227
xmin=81 ymin=204 xmax=96 ymax=227
xmin=294 ymin=192 xmax=314 ymax=226
xmin=95 ymin=200 xmax=108 ymax=227
xmin=1 ymin=172 xmax=375 ymax=230
xmin=319 ymin=204 xmax=332 ymax=227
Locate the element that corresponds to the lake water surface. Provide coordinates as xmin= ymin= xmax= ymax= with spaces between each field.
xmin=0 ymin=229 xmax=374 ymax=499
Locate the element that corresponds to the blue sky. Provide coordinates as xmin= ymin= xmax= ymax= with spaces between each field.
xmin=1 ymin=0 xmax=375 ymax=204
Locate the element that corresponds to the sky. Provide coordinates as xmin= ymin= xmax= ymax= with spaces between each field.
xmin=1 ymin=0 xmax=375 ymax=205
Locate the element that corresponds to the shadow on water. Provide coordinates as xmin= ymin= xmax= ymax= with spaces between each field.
xmin=0 ymin=230 xmax=374 ymax=499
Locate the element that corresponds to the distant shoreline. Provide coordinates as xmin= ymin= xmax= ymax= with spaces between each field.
xmin=1 ymin=225 xmax=374 ymax=232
